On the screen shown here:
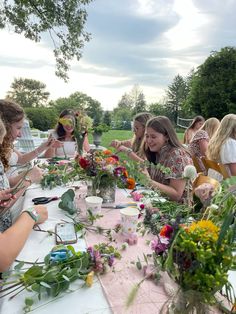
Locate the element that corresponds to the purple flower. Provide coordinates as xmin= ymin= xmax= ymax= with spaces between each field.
xmin=108 ymin=255 xmax=115 ymax=267
xmin=151 ymin=236 xmax=169 ymax=255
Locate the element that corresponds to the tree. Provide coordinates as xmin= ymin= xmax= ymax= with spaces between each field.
xmin=165 ymin=74 xmax=188 ymax=123
xmin=25 ymin=107 xmax=57 ymax=131
xmin=0 ymin=0 xmax=93 ymax=81
xmin=103 ymin=111 xmax=111 ymax=126
xmin=53 ymin=91 xmax=103 ymax=123
xmin=148 ymin=102 xmax=169 ymax=117
xmin=185 ymin=47 xmax=236 ymax=119
xmin=6 ymin=78 xmax=50 ymax=107
xmin=132 ymin=92 xmax=147 ymax=115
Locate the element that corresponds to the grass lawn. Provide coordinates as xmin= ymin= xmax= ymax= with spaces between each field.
xmin=88 ymin=129 xmax=184 ymax=149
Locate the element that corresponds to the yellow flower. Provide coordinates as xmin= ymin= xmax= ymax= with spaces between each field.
xmin=188 ymin=220 xmax=219 ymax=241
xmin=85 ymin=271 xmax=94 ymax=287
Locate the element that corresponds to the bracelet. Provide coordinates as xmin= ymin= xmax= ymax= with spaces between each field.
xmin=22 ymin=207 xmax=40 ymax=222
xmin=126 ymin=148 xmax=133 ymax=156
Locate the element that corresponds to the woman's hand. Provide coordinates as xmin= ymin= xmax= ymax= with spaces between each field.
xmin=110 ymin=140 xmax=121 ymax=148
xmin=34 ymin=205 xmax=48 ymax=224
xmin=0 ymin=188 xmax=15 ymax=207
xmin=28 ymin=166 xmax=43 ymax=184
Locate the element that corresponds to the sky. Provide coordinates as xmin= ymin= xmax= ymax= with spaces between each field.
xmin=1 ymin=0 xmax=236 ymax=110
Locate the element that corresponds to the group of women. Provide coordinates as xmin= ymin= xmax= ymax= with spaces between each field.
xmin=0 ymin=97 xmax=236 ymax=272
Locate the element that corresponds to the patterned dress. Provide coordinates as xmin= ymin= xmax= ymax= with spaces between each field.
xmin=148 ymin=144 xmax=193 ymax=203
xmin=0 ymin=161 xmax=12 ymax=232
xmin=189 ymin=130 xmax=209 ymax=172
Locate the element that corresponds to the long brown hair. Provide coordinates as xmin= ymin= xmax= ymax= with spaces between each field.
xmin=144 ymin=116 xmax=184 ymax=163
xmin=0 ymin=99 xmax=25 ymax=169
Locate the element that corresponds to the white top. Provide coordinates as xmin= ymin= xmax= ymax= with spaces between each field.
xmin=51 ymin=131 xmax=76 ymax=158
xmin=55 ymin=141 xmax=76 ymax=157
xmin=220 ymin=138 xmax=236 ymax=164
xmin=7 ymin=151 xmax=19 ymax=177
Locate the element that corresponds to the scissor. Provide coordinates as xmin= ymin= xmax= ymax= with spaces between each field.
xmin=32 ymin=196 xmax=59 ymax=205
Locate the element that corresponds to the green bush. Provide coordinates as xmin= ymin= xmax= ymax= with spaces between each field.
xmin=25 ymin=108 xmax=58 ymax=131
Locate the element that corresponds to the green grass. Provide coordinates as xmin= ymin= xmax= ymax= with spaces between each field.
xmin=88 ymin=129 xmax=184 ymax=148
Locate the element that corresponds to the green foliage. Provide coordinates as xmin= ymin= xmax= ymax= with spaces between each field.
xmin=165 ymin=74 xmax=189 ymax=123
xmin=0 ymin=0 xmax=93 ymax=81
xmin=92 ymin=123 xmax=110 ymax=134
xmin=186 ymin=47 xmax=236 ymax=119
xmin=58 ymin=189 xmax=77 ymax=215
xmin=103 ymin=111 xmax=111 ymax=126
xmin=25 ymin=107 xmax=58 ymax=131
xmin=6 ymin=78 xmax=50 ymax=108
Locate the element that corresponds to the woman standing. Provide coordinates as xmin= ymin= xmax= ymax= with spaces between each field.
xmin=207 ymin=114 xmax=236 ymax=176
xmin=183 ymin=115 xmax=205 ymax=144
xmin=143 ymin=116 xmax=193 ymax=203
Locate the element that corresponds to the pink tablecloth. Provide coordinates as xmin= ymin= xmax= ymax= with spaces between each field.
xmin=77 ymin=189 xmax=169 ymax=314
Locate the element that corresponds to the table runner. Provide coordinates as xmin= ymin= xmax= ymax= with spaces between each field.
xmin=77 ymin=188 xmax=169 ymax=314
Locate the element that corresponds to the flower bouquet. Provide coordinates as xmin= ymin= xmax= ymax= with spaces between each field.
xmin=76 ymin=150 xmax=135 ymax=202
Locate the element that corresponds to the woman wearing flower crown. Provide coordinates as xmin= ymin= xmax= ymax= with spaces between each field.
xmin=142 ymin=116 xmax=193 ymax=203
xmin=110 ymin=112 xmax=152 ymax=161
xmin=44 ymin=109 xmax=90 ymax=158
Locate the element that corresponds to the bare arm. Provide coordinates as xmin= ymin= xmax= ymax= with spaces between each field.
xmin=199 ymin=139 xmax=209 ymax=156
xmin=0 ymin=205 xmax=48 ymax=272
xmin=227 ymin=163 xmax=236 ymax=176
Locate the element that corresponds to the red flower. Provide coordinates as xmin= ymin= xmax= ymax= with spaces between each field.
xmin=79 ymin=157 xmax=90 ymax=169
xmin=159 ymin=224 xmax=173 ymax=238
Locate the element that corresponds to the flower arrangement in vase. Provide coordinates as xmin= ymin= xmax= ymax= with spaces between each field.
xmin=76 ymin=150 xmax=135 ymax=202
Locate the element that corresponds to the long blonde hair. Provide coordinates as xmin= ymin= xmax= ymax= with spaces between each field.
xmin=200 ymin=117 xmax=220 ymax=139
xmin=207 ymin=114 xmax=236 ymax=161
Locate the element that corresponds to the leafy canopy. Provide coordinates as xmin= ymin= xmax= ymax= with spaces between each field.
xmin=0 ymin=0 xmax=93 ymax=81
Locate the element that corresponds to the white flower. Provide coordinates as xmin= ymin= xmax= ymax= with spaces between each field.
xmin=183 ymin=165 xmax=197 ymax=180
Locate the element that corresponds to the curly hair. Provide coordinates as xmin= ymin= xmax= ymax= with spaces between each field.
xmin=0 ymin=99 xmax=25 ymax=170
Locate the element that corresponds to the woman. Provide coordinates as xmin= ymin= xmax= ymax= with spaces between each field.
xmin=189 ymin=118 xmax=220 ymax=172
xmin=0 ymin=100 xmax=56 ymax=173
xmin=143 ymin=116 xmax=193 ymax=203
xmin=110 ymin=112 xmax=152 ymax=161
xmin=183 ymin=115 xmax=205 ymax=144
xmin=207 ymin=114 xmax=236 ymax=176
xmin=44 ymin=109 xmax=90 ymax=158
xmin=0 ymin=102 xmax=44 ymax=230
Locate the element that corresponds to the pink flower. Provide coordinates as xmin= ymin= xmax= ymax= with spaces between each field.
xmin=151 ymin=236 xmax=169 ymax=254
xmin=131 ymin=191 xmax=143 ymax=201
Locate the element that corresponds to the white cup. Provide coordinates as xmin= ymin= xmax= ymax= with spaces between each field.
xmin=85 ymin=196 xmax=103 ymax=215
xmin=120 ymin=207 xmax=139 ymax=235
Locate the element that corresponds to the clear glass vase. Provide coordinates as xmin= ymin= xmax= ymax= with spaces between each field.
xmin=86 ymin=180 xmax=116 ymax=204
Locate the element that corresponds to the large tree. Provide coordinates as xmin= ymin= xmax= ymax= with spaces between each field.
xmin=186 ymin=47 xmax=236 ymax=119
xmin=165 ymin=74 xmax=188 ymax=123
xmin=0 ymin=0 xmax=93 ymax=80
xmin=6 ymin=78 xmax=50 ymax=107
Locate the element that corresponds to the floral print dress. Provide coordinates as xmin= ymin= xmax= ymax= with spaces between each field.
xmin=148 ymin=144 xmax=193 ymax=203
xmin=189 ymin=130 xmax=209 ymax=172
xmin=0 ymin=161 xmax=12 ymax=232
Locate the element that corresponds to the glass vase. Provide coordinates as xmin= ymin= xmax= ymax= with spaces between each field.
xmin=98 ymin=184 xmax=116 ymax=204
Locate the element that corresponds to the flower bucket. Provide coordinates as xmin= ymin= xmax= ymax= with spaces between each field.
xmin=85 ymin=196 xmax=103 ymax=215
xmin=120 ymin=207 xmax=139 ymax=236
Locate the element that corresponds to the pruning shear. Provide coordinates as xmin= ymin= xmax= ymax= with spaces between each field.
xmin=32 ymin=196 xmax=59 ymax=205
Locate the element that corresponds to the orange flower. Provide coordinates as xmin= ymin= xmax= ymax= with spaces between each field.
xmin=126 ymin=177 xmax=135 ymax=189
xmin=103 ymin=149 xmax=112 ymax=155
xmin=123 ymin=170 xmax=128 ymax=178
xmin=105 ymin=157 xmax=118 ymax=164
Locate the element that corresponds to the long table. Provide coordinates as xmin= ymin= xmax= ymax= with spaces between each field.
xmin=1 ymin=183 xmax=235 ymax=313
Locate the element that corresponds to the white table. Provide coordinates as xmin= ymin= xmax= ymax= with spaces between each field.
xmin=1 ymin=184 xmax=112 ymax=314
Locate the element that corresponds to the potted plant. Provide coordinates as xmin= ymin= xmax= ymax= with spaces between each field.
xmin=92 ymin=123 xmax=110 ymax=147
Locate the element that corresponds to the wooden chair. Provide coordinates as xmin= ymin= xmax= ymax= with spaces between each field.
xmin=201 ymin=157 xmax=230 ymax=180
xmin=192 ymin=173 xmax=220 ymax=192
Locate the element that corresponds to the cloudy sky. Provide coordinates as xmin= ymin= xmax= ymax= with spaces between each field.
xmin=1 ymin=0 xmax=236 ymax=110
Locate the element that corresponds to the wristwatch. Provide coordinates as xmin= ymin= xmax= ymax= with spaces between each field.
xmin=22 ymin=207 xmax=40 ymax=222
